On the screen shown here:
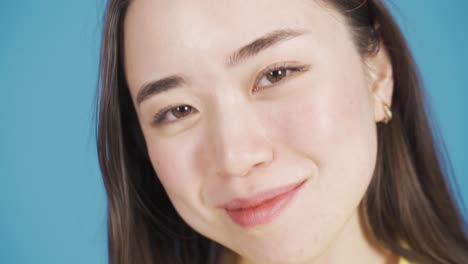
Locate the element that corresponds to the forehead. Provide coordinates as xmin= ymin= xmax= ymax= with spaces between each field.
xmin=123 ymin=0 xmax=345 ymax=90
xmin=124 ymin=0 xmax=319 ymax=44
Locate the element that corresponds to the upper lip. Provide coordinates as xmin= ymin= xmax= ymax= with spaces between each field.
xmin=220 ymin=179 xmax=307 ymax=211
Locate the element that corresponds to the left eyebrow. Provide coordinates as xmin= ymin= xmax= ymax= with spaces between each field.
xmin=227 ymin=28 xmax=307 ymax=67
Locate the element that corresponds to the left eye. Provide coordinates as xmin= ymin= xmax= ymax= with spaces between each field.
xmin=254 ymin=64 xmax=307 ymax=91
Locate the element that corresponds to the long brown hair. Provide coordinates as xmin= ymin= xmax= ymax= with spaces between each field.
xmin=96 ymin=0 xmax=468 ymax=263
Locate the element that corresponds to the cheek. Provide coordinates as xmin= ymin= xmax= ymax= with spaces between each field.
xmin=145 ymin=138 xmax=201 ymax=202
xmin=145 ymin=136 xmax=217 ymax=234
xmin=268 ymin=60 xmax=378 ymax=210
xmin=251 ymin=63 xmax=378 ymax=258
xmin=271 ymin=72 xmax=376 ymax=167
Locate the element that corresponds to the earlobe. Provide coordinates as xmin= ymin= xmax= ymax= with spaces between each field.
xmin=380 ymin=100 xmax=392 ymax=124
xmin=366 ymin=44 xmax=394 ymax=124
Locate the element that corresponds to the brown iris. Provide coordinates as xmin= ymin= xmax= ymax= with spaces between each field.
xmin=266 ymin=68 xmax=287 ymax=83
xmin=172 ymin=105 xmax=193 ymax=118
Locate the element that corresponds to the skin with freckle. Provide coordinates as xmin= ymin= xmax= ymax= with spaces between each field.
xmin=122 ymin=0 xmax=394 ymax=263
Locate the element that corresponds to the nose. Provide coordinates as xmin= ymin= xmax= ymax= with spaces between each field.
xmin=209 ymin=99 xmax=273 ymax=179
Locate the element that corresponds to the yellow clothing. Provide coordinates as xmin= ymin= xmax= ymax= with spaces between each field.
xmin=399 ymin=257 xmax=410 ymax=264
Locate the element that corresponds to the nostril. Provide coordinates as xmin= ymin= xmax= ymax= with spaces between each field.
xmin=215 ymin=143 xmax=274 ymax=179
xmin=208 ymin=105 xmax=274 ymax=179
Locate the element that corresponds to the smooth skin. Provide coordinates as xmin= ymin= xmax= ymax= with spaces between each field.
xmin=123 ymin=0 xmax=395 ymax=263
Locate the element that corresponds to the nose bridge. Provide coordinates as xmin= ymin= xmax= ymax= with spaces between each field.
xmin=209 ymin=96 xmax=273 ymax=179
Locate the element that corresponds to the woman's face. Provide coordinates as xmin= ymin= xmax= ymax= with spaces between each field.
xmin=124 ymin=0 xmax=392 ymax=263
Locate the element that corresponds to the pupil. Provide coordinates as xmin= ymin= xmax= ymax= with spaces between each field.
xmin=268 ymin=69 xmax=284 ymax=82
xmin=177 ymin=106 xmax=189 ymax=112
xmin=272 ymin=70 xmax=282 ymax=77
xmin=174 ymin=105 xmax=191 ymax=118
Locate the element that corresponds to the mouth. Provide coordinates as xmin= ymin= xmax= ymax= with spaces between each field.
xmin=222 ymin=179 xmax=308 ymax=228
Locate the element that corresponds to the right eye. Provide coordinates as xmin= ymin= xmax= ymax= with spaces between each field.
xmin=153 ymin=104 xmax=196 ymax=125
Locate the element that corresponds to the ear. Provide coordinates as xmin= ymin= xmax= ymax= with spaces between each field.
xmin=365 ymin=44 xmax=394 ymax=123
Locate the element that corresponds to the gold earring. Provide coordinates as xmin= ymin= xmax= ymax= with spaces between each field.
xmin=382 ymin=102 xmax=392 ymax=124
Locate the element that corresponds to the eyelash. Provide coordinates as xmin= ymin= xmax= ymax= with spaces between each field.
xmin=253 ymin=62 xmax=309 ymax=92
xmin=152 ymin=62 xmax=309 ymax=125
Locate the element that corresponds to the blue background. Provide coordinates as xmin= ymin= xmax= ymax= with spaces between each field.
xmin=1 ymin=1 xmax=467 ymax=263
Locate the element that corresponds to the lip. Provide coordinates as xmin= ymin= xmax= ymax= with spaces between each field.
xmin=222 ymin=179 xmax=307 ymax=228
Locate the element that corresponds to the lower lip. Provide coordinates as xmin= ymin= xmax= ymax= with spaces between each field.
xmin=225 ymin=180 xmax=307 ymax=228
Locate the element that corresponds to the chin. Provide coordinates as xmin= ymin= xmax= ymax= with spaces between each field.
xmin=241 ymin=249 xmax=316 ymax=264
xmin=234 ymin=234 xmax=328 ymax=264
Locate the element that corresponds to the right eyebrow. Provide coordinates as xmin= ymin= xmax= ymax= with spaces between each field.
xmin=136 ymin=75 xmax=186 ymax=107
